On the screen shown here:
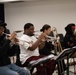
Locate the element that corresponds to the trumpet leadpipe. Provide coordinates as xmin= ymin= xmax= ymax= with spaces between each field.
xmin=46 ymin=36 xmax=59 ymax=41
xmin=3 ymin=30 xmax=23 ymax=36
xmin=3 ymin=32 xmax=11 ymax=36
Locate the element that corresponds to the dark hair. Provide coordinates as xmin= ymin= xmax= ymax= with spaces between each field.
xmin=65 ymin=23 xmax=75 ymax=31
xmin=24 ymin=23 xmax=34 ymax=30
xmin=40 ymin=24 xmax=51 ymax=32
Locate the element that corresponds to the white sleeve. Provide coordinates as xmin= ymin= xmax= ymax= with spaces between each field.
xmin=19 ymin=35 xmax=32 ymax=50
xmin=23 ymin=41 xmax=32 ymax=50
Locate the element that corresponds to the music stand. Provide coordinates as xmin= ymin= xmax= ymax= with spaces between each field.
xmin=55 ymin=48 xmax=75 ymax=61
xmin=55 ymin=46 xmax=76 ymax=75
xmin=28 ymin=46 xmax=76 ymax=75
xmin=28 ymin=54 xmax=55 ymax=70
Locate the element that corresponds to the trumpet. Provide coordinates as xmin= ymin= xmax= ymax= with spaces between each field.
xmin=3 ymin=30 xmax=23 ymax=36
xmin=3 ymin=32 xmax=32 ymax=45
xmin=46 ymin=35 xmax=60 ymax=42
xmin=3 ymin=32 xmax=11 ymax=36
xmin=34 ymin=32 xmax=60 ymax=43
xmin=3 ymin=30 xmax=60 ymax=45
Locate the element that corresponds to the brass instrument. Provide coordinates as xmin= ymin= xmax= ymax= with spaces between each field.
xmin=46 ymin=35 xmax=60 ymax=44
xmin=52 ymin=27 xmax=65 ymax=75
xmin=3 ymin=31 xmax=35 ymax=45
xmin=52 ymin=27 xmax=63 ymax=53
xmin=3 ymin=29 xmax=62 ymax=46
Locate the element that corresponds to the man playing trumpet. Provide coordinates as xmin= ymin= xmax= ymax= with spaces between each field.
xmin=19 ymin=23 xmax=56 ymax=75
xmin=0 ymin=22 xmax=31 ymax=75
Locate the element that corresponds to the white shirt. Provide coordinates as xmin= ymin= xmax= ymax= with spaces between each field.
xmin=19 ymin=34 xmax=39 ymax=64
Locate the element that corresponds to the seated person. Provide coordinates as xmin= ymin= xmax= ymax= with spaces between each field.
xmin=39 ymin=25 xmax=66 ymax=75
xmin=63 ymin=23 xmax=76 ymax=48
xmin=19 ymin=23 xmax=56 ymax=75
xmin=0 ymin=22 xmax=31 ymax=75
xmin=0 ymin=20 xmax=10 ymax=34
xmin=39 ymin=24 xmax=55 ymax=55
xmin=4 ymin=26 xmax=10 ymax=34
xmin=63 ymin=23 xmax=76 ymax=58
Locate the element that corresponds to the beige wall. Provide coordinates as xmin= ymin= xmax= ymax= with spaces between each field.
xmin=4 ymin=0 xmax=76 ymax=36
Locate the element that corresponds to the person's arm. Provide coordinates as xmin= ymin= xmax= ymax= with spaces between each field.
xmin=28 ymin=33 xmax=46 ymax=51
xmin=22 ymin=33 xmax=46 ymax=51
xmin=63 ymin=35 xmax=73 ymax=48
xmin=38 ymin=41 xmax=45 ymax=50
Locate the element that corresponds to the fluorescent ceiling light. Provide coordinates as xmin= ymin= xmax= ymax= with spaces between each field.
xmin=0 ymin=0 xmax=22 ymax=2
xmin=0 ymin=0 xmax=42 ymax=3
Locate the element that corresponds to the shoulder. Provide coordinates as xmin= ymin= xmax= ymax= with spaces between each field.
xmin=20 ymin=34 xmax=28 ymax=39
xmin=20 ymin=34 xmax=33 ymax=41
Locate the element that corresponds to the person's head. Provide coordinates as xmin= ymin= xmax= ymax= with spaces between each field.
xmin=65 ymin=23 xmax=75 ymax=34
xmin=0 ymin=22 xmax=7 ymax=36
xmin=40 ymin=24 xmax=51 ymax=35
xmin=24 ymin=23 xmax=34 ymax=36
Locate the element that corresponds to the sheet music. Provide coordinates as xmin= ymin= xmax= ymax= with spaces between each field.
xmin=28 ymin=46 xmax=76 ymax=68
xmin=55 ymin=46 xmax=76 ymax=60
xmin=28 ymin=54 xmax=55 ymax=67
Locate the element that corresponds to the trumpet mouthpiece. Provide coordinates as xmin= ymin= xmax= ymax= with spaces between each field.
xmin=3 ymin=32 xmax=11 ymax=36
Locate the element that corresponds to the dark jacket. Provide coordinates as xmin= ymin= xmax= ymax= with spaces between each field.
xmin=63 ymin=33 xmax=76 ymax=48
xmin=63 ymin=23 xmax=76 ymax=48
xmin=0 ymin=34 xmax=20 ymax=66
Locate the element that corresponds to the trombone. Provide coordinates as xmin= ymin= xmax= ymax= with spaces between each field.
xmin=52 ymin=27 xmax=65 ymax=75
xmin=52 ymin=27 xmax=63 ymax=53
